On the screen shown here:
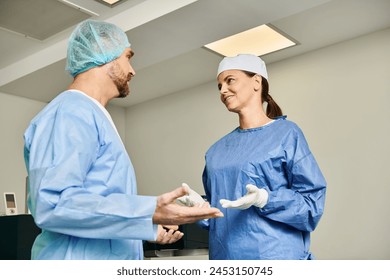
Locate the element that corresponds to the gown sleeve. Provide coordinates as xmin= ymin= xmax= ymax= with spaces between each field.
xmin=24 ymin=101 xmax=157 ymax=241
xmin=258 ymin=127 xmax=327 ymax=232
xmin=195 ymin=168 xmax=211 ymax=230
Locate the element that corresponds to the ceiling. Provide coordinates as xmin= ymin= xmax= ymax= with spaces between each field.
xmin=0 ymin=0 xmax=389 ymax=108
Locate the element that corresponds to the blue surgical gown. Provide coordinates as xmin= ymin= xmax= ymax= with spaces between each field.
xmin=23 ymin=90 xmax=157 ymax=260
xmin=201 ymin=116 xmax=326 ymax=260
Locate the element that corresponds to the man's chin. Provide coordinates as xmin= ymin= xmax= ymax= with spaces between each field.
xmin=116 ymin=90 xmax=130 ymax=98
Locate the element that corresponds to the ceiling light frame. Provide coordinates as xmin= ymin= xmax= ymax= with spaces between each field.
xmin=204 ymin=24 xmax=298 ymax=57
xmin=95 ymin=0 xmax=127 ymax=7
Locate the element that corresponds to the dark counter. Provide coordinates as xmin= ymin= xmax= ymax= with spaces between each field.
xmin=0 ymin=214 xmax=40 ymax=260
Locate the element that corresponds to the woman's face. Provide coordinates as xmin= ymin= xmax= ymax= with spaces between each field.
xmin=217 ymin=70 xmax=261 ymax=113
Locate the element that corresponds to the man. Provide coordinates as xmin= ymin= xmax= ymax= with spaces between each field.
xmin=23 ymin=19 xmax=222 ymax=260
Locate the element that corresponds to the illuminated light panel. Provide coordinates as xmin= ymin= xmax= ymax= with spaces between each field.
xmin=100 ymin=0 xmax=121 ymax=4
xmin=204 ymin=24 xmax=296 ymax=57
xmin=95 ymin=0 xmax=125 ymax=6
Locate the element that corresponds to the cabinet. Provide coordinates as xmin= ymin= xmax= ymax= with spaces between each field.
xmin=0 ymin=214 xmax=40 ymax=260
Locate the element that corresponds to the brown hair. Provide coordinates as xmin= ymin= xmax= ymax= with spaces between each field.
xmin=243 ymin=71 xmax=283 ymax=118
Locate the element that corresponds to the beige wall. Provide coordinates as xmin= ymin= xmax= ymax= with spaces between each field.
xmin=125 ymin=28 xmax=390 ymax=259
xmin=0 ymin=93 xmax=45 ymax=214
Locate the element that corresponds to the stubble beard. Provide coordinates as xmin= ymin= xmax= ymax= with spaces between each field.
xmin=108 ymin=62 xmax=131 ymax=98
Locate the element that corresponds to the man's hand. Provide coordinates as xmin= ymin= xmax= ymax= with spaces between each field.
xmin=153 ymin=186 xmax=223 ymax=225
xmin=149 ymin=225 xmax=184 ymax=244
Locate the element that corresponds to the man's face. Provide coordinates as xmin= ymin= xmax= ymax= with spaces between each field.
xmin=107 ymin=48 xmax=135 ymax=98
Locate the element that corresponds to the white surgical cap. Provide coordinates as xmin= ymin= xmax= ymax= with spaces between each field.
xmin=66 ymin=19 xmax=131 ymax=77
xmin=217 ymin=54 xmax=268 ymax=79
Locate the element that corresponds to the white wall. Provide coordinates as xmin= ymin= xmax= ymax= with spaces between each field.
xmin=0 ymin=93 xmax=126 ymax=215
xmin=125 ymin=28 xmax=390 ymax=259
xmin=0 ymin=93 xmax=45 ymax=215
xmin=125 ymin=82 xmax=236 ymax=194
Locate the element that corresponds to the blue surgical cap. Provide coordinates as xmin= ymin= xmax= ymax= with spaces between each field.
xmin=66 ymin=19 xmax=131 ymax=77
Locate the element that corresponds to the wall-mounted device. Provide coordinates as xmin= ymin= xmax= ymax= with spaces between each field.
xmin=4 ymin=193 xmax=18 ymax=216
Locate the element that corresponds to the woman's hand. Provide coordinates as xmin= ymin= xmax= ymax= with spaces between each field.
xmin=153 ymin=186 xmax=223 ymax=225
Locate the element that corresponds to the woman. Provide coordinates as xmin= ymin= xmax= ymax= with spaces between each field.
xmin=201 ymin=54 xmax=327 ymax=260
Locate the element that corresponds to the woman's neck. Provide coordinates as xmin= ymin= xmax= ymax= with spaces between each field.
xmin=238 ymin=108 xmax=272 ymax=129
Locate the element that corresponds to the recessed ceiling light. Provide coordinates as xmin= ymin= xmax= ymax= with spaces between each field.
xmin=204 ymin=24 xmax=297 ymax=57
xmin=95 ymin=0 xmax=126 ymax=7
xmin=60 ymin=0 xmax=100 ymax=16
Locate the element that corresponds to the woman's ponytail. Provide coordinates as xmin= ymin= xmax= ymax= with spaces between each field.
xmin=242 ymin=71 xmax=283 ymax=118
xmin=261 ymin=76 xmax=283 ymax=118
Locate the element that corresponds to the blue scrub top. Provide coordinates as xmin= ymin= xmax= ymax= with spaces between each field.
xmin=202 ymin=116 xmax=326 ymax=260
xmin=24 ymin=90 xmax=157 ymax=259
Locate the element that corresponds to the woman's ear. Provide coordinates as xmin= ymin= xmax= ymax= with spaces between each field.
xmin=253 ymin=74 xmax=262 ymax=92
